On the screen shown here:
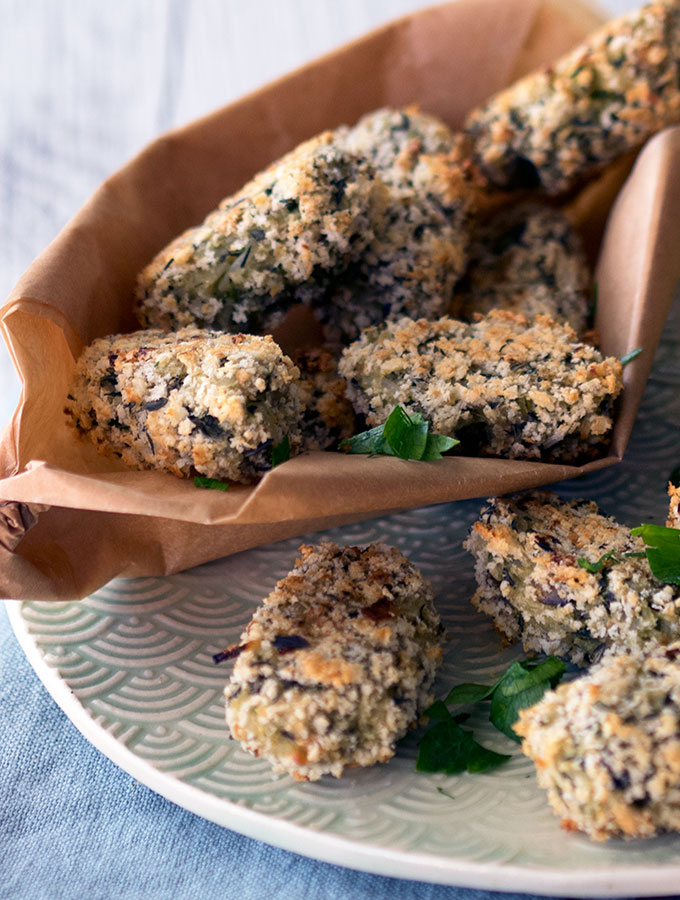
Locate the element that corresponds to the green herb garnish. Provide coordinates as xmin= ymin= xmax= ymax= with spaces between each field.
xmin=485 ymin=658 xmax=566 ymax=741
xmin=577 ymin=549 xmax=645 ymax=573
xmin=416 ymin=656 xmax=566 ymax=776
xmin=631 ymin=523 xmax=680 ymax=584
xmin=442 ymin=682 xmax=495 ymax=704
xmin=271 ymin=436 xmax=290 ymax=467
xmin=421 ymin=432 xmax=460 ymax=461
xmin=383 ymin=405 xmax=428 ymax=459
xmin=577 ymin=551 xmax=616 ymax=573
xmin=193 ymin=475 xmax=229 ymax=491
xmin=340 ymin=406 xmax=458 ymax=461
xmin=620 ymin=347 xmax=642 ymax=367
xmin=436 ymin=786 xmax=456 ymax=800
xmin=416 ymin=701 xmax=510 ymax=775
xmin=339 ymin=422 xmax=391 ymax=456
xmin=445 ymin=657 xmax=566 ymax=742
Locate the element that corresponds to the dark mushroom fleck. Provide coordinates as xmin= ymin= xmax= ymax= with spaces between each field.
xmin=273 ymin=635 xmax=310 ymax=653
xmin=143 ymin=397 xmax=168 ymax=411
xmin=213 ymin=643 xmax=247 ymax=664
xmin=541 ymin=589 xmax=568 ymax=607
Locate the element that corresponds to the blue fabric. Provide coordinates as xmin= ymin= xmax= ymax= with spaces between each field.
xmin=2 ymin=601 xmax=665 ymax=900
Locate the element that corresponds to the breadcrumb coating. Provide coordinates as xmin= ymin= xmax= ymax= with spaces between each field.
xmin=464 ymin=491 xmax=680 ymax=665
xmin=136 ymin=132 xmax=387 ymax=333
xmin=224 ymin=541 xmax=443 ymax=781
xmin=65 ymin=328 xmax=302 ymax=482
xmin=339 ymin=310 xmax=622 ymax=463
xmin=340 ymin=106 xmax=458 ymax=180
xmin=464 ymin=0 xmax=680 ymax=194
xmin=456 ymin=204 xmax=591 ymax=333
xmin=516 ymin=642 xmax=680 ymax=841
xmin=291 ymin=347 xmax=356 ymax=451
xmin=321 ymin=107 xmax=473 ymax=341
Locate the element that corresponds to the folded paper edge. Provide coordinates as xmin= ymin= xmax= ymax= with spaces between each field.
xmin=0 ymin=500 xmax=48 ymax=552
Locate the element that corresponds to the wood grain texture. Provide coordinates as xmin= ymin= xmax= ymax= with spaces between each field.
xmin=0 ymin=0 xmax=637 ymax=426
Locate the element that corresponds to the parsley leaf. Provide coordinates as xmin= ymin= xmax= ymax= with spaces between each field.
xmin=489 ymin=658 xmax=565 ymax=741
xmin=576 ymin=549 xmax=644 ymax=573
xmin=631 ymin=523 xmax=680 ymax=583
xmin=422 ymin=432 xmax=458 ymax=460
xmin=340 ymin=406 xmax=458 ymax=460
xmin=416 ymin=657 xmax=566 ymax=777
xmin=444 ymin=682 xmax=496 ymax=704
xmin=416 ymin=701 xmax=510 ymax=775
xmin=620 ymin=347 xmax=642 ymax=367
xmin=271 ymin=436 xmax=290 ymax=467
xmin=577 ymin=551 xmax=616 ymax=573
xmin=441 ymin=657 xmax=566 ymax=742
xmin=339 ymin=423 xmax=392 ymax=457
xmin=383 ymin=405 xmax=428 ymax=459
xmin=193 ymin=475 xmax=229 ymax=491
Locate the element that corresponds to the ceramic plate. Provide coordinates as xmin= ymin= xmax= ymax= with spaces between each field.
xmin=9 ymin=302 xmax=680 ymax=896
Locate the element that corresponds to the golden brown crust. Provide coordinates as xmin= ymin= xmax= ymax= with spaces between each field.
xmin=339 ymin=310 xmax=622 ymax=462
xmin=223 ymin=541 xmax=443 ymax=781
xmin=465 ymin=1 xmax=680 ymax=194
xmin=517 ymin=643 xmax=680 ymax=840
xmin=65 ymin=328 xmax=302 ymax=482
xmin=464 ymin=491 xmax=680 ymax=665
xmin=668 ymin=482 xmax=680 ymax=527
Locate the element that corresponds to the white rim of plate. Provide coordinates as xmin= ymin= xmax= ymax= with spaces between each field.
xmin=8 ymin=598 xmax=680 ymax=897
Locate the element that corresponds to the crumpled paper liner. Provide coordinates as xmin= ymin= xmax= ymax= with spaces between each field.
xmin=2 ymin=0 xmax=680 ymax=601
xmin=0 ymin=501 xmax=46 ymax=552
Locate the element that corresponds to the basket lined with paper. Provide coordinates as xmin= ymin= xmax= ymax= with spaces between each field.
xmin=2 ymin=0 xmax=680 ymax=602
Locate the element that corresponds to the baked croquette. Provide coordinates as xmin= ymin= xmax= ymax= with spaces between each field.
xmin=223 ymin=541 xmax=443 ymax=781
xmin=136 ymin=132 xmax=387 ymax=334
xmin=339 ymin=106 xmax=459 ymax=179
xmin=464 ymin=491 xmax=680 ymax=666
xmin=320 ymin=108 xmax=473 ymax=341
xmin=339 ymin=310 xmax=622 ymax=463
xmin=65 ymin=328 xmax=302 ymax=483
xmin=464 ymin=1 xmax=680 ymax=194
xmin=516 ymin=642 xmax=680 ymax=841
xmin=456 ymin=205 xmax=591 ymax=333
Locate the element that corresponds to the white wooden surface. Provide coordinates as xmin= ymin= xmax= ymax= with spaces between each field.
xmin=0 ymin=0 xmax=636 ymax=427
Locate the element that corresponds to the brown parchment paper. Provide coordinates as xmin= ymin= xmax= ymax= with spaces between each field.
xmin=2 ymin=0 xmax=680 ymax=602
